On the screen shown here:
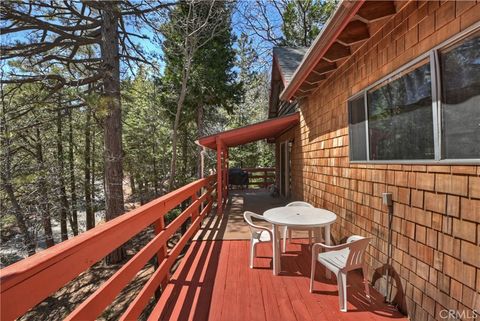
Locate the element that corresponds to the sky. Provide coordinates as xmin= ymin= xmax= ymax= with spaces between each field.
xmin=130 ymin=0 xmax=285 ymax=76
xmin=0 ymin=1 xmax=287 ymax=81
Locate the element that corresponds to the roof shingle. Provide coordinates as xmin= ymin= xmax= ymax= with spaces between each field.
xmin=273 ymin=47 xmax=308 ymax=86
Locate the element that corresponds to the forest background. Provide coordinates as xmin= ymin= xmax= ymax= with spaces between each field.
xmin=0 ymin=0 xmax=336 ymax=267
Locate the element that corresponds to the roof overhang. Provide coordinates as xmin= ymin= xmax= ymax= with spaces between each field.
xmin=269 ymin=47 xmax=308 ymax=118
xmin=196 ymin=113 xmax=300 ymax=150
xmin=268 ymin=56 xmax=284 ymax=118
xmin=280 ymin=0 xmax=399 ymax=100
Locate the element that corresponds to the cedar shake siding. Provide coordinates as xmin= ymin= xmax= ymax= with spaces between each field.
xmin=276 ymin=1 xmax=480 ymax=321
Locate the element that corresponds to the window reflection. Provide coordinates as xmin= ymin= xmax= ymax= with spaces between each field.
xmin=440 ymin=31 xmax=480 ymax=159
xmin=348 ymin=96 xmax=367 ymax=161
xmin=367 ymin=61 xmax=434 ymax=160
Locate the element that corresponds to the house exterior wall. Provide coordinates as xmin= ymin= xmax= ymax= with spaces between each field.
xmin=277 ymin=2 xmax=480 ymax=320
xmin=275 ymin=128 xmax=295 ymax=195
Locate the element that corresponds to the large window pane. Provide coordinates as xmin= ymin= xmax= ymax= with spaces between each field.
xmin=439 ymin=31 xmax=480 ymax=159
xmin=367 ymin=60 xmax=434 ymax=160
xmin=348 ymin=96 xmax=367 ymax=161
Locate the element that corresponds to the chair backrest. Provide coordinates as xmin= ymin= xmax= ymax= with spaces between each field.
xmin=243 ymin=211 xmax=269 ymax=233
xmin=344 ymin=236 xmax=370 ymax=271
xmin=286 ymin=201 xmax=314 ymax=208
xmin=346 ymin=235 xmax=365 ymax=243
xmin=243 ymin=211 xmax=256 ymax=227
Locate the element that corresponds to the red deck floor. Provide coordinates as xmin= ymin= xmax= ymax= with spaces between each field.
xmin=150 ymin=239 xmax=407 ymax=321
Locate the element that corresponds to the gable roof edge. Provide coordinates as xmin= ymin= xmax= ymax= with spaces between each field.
xmin=279 ymin=0 xmax=365 ymax=101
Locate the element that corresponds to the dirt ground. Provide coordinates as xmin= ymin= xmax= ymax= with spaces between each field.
xmin=12 ymin=188 xmax=284 ymax=320
xmin=20 ymin=228 xmax=186 ymax=321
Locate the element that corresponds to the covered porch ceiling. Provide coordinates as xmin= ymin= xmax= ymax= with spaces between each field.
xmin=196 ymin=112 xmax=299 ymax=215
xmin=196 ymin=112 xmax=300 ymax=150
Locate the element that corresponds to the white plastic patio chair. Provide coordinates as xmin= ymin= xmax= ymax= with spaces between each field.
xmin=244 ymin=211 xmax=273 ymax=269
xmin=310 ymin=235 xmax=371 ymax=312
xmin=282 ymin=201 xmax=314 ymax=252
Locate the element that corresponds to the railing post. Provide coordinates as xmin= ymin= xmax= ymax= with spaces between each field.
xmin=223 ymin=147 xmax=228 ymax=199
xmin=0 ymin=176 xmax=218 ymax=321
xmin=271 ymin=168 xmax=274 ymax=187
xmin=191 ymin=191 xmax=199 ymax=220
xmin=216 ymin=138 xmax=223 ymax=215
xmin=153 ymin=217 xmax=168 ymax=291
xmin=206 ymin=179 xmax=213 ymax=213
xmin=225 ymin=148 xmax=229 ymax=196
xmin=264 ymin=169 xmax=267 ymax=188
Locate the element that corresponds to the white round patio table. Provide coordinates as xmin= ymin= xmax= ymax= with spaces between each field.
xmin=264 ymin=207 xmax=337 ymax=276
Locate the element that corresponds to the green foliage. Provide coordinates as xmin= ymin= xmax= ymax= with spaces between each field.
xmin=158 ymin=0 xmax=244 ymax=188
xmin=220 ymin=33 xmax=274 ymax=169
xmin=0 ymin=214 xmax=16 ymax=229
xmin=1 ymin=0 xmax=322 ymax=262
xmin=122 ymin=66 xmax=172 ymax=199
xmin=1 ymin=84 xmax=104 ymax=249
xmin=160 ymin=1 xmax=242 ymax=116
xmin=282 ymin=0 xmax=337 ymax=47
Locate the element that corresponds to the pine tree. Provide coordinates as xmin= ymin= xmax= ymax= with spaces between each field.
xmin=282 ymin=0 xmax=337 ymax=47
xmin=159 ymin=0 xmax=242 ymax=189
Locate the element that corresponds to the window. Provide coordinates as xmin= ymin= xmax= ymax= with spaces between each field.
xmin=348 ymin=96 xmax=367 ymax=161
xmin=348 ymin=28 xmax=480 ymax=162
xmin=367 ymin=60 xmax=434 ymax=160
xmin=439 ymin=32 xmax=480 ymax=159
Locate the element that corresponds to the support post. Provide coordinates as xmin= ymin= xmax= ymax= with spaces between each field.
xmin=216 ymin=138 xmax=223 ymax=215
xmin=264 ymin=168 xmax=267 ymax=188
xmin=191 ymin=192 xmax=199 ymax=220
xmin=200 ymin=147 xmax=206 ymax=179
xmin=153 ymin=217 xmax=168 ymax=293
xmin=225 ymin=148 xmax=229 ymax=197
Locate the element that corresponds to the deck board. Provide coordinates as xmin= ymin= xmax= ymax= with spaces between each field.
xmin=221 ymin=241 xmax=242 ymax=321
xmin=193 ymin=189 xmax=288 ymax=241
xmin=206 ymin=241 xmax=229 ymax=321
xmin=246 ymin=247 xmax=267 ymax=321
xmin=154 ymin=238 xmax=407 ymax=321
xmin=151 ymin=190 xmax=407 ymax=321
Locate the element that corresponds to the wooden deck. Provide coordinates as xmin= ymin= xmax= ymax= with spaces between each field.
xmin=151 ymin=190 xmax=407 ymax=321
xmin=193 ymin=189 xmax=288 ymax=241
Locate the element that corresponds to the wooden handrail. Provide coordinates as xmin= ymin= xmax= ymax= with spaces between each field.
xmin=229 ymin=167 xmax=275 ymax=189
xmin=0 ymin=175 xmax=216 ymax=321
xmin=241 ymin=167 xmax=275 ymax=172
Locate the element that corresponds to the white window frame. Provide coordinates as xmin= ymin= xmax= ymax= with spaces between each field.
xmin=348 ymin=22 xmax=480 ymax=165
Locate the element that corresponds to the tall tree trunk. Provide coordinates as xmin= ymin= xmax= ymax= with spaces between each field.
xmin=181 ymin=130 xmax=188 ymax=184
xmin=0 ymin=107 xmax=36 ymax=255
xmin=168 ymin=56 xmax=191 ymax=191
xmin=68 ymin=110 xmax=79 ymax=235
xmin=84 ymin=107 xmax=94 ymax=230
xmin=101 ymin=3 xmax=126 ymax=264
xmin=56 ymin=107 xmax=70 ymax=241
xmin=196 ymin=105 xmax=204 ymax=178
xmin=152 ymin=141 xmax=159 ymax=196
xmin=35 ymin=127 xmax=55 ymax=248
xmin=129 ymin=175 xmax=136 ymax=196
xmin=302 ymin=5 xmax=308 ymax=47
xmin=139 ymin=179 xmax=146 ymax=205
xmin=91 ymin=121 xmax=96 ymax=213
xmin=2 ymin=178 xmax=36 ymax=255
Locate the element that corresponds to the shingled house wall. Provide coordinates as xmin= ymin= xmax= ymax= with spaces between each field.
xmin=277 ymin=2 xmax=480 ymax=320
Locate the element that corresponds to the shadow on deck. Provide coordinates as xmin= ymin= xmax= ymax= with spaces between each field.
xmin=193 ymin=189 xmax=287 ymax=241
xmin=155 ymin=190 xmax=407 ymax=321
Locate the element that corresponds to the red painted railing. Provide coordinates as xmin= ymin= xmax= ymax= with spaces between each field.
xmin=230 ymin=167 xmax=275 ymax=189
xmin=0 ymin=175 xmax=216 ymax=321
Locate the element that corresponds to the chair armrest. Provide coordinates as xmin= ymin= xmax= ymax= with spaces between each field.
xmin=247 ymin=213 xmax=273 ymax=232
xmin=311 ymin=242 xmax=351 ymax=253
